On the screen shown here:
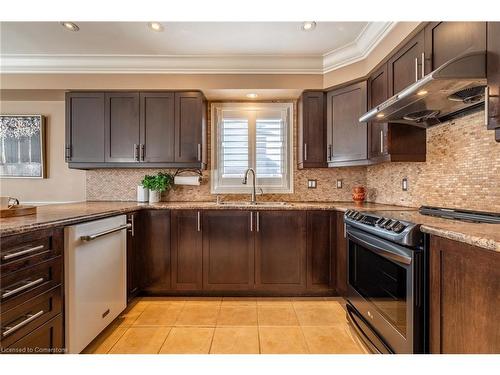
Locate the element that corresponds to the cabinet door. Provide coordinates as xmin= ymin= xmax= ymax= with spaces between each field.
xmin=327 ymin=81 xmax=368 ymax=165
xmin=255 ymin=211 xmax=306 ymax=291
xmin=174 ymin=92 xmax=204 ymax=163
xmin=368 ymin=64 xmax=389 ymax=160
xmin=171 ymin=210 xmax=202 ymax=291
xmin=65 ymin=92 xmax=105 ymax=163
xmin=140 ymin=92 xmax=175 ymax=162
xmin=429 ymin=236 xmax=500 ymax=353
xmin=487 ymin=22 xmax=500 ymax=131
xmin=298 ymin=91 xmax=327 ymax=168
xmin=306 ymin=211 xmax=333 ymax=291
xmin=140 ymin=210 xmax=171 ymax=293
xmin=388 ymin=31 xmax=425 ymax=96
xmin=424 ymin=22 xmax=486 ymax=74
xmin=202 ymin=210 xmax=254 ymax=291
xmin=335 ymin=211 xmax=347 ymax=297
xmin=105 ymin=92 xmax=140 ymax=162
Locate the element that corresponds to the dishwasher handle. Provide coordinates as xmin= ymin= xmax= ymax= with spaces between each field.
xmin=80 ymin=223 xmax=131 ymax=242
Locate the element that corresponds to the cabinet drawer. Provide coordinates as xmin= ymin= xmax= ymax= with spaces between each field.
xmin=4 ymin=314 xmax=64 ymax=354
xmin=1 ymin=257 xmax=62 ymax=312
xmin=0 ymin=228 xmax=63 ymax=274
xmin=0 ymin=286 xmax=62 ymax=348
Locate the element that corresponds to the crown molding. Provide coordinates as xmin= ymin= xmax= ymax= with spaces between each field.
xmin=0 ymin=22 xmax=396 ymax=75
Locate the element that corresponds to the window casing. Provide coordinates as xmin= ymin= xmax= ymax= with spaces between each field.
xmin=211 ymin=102 xmax=293 ymax=194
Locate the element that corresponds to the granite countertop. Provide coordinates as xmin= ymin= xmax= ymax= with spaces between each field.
xmin=374 ymin=210 xmax=500 ymax=252
xmin=1 ymin=201 xmax=498 ymax=253
xmin=0 ymin=201 xmax=413 ymax=237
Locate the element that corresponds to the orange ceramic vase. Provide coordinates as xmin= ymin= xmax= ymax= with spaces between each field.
xmin=352 ymin=186 xmax=366 ymax=205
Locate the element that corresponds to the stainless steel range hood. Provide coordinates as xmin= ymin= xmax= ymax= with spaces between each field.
xmin=359 ymin=51 xmax=487 ymax=127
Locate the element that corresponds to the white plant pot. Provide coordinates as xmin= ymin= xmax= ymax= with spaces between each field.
xmin=149 ymin=190 xmax=161 ymax=203
xmin=137 ymin=186 xmax=149 ymax=202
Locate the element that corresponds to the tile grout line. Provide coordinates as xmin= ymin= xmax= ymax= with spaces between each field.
xmin=291 ymin=301 xmax=312 ymax=354
xmin=207 ymin=302 xmax=222 ymax=354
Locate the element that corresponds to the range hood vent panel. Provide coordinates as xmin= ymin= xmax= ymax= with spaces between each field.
xmin=360 ymin=51 xmax=487 ymax=127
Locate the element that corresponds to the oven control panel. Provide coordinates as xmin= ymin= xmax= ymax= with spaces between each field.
xmin=344 ymin=210 xmax=422 ymax=247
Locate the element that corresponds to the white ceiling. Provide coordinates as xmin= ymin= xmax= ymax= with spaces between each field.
xmin=0 ymin=22 xmax=395 ymax=74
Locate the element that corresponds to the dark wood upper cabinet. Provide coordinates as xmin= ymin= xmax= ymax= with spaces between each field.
xmin=139 ymin=210 xmax=171 ymax=294
xmin=335 ymin=211 xmax=347 ymax=297
xmin=487 ymin=22 xmax=500 ymax=137
xmin=424 ymin=22 xmax=486 ymax=74
xmin=326 ymin=81 xmax=369 ymax=166
xmin=140 ymin=92 xmax=175 ymax=163
xmin=388 ymin=30 xmax=425 ymax=96
xmin=174 ymin=91 xmax=206 ymax=165
xmin=202 ymin=210 xmax=254 ymax=291
xmin=306 ymin=211 xmax=333 ymax=291
xmin=105 ymin=92 xmax=140 ymax=162
xmin=255 ymin=211 xmax=307 ymax=291
xmin=368 ymin=64 xmax=389 ymax=160
xmin=65 ymin=92 xmax=105 ymax=163
xmin=171 ymin=210 xmax=202 ymax=291
xmin=298 ymin=91 xmax=327 ymax=168
xmin=429 ymin=236 xmax=500 ymax=353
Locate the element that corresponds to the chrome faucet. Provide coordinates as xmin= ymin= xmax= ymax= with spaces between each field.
xmin=242 ymin=168 xmax=257 ymax=204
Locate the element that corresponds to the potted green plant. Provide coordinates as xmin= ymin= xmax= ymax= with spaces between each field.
xmin=147 ymin=172 xmax=174 ymax=203
xmin=138 ymin=175 xmax=155 ymax=202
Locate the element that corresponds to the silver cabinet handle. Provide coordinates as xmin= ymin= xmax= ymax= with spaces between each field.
xmin=140 ymin=144 xmax=145 ymax=161
xmin=328 ymin=144 xmax=332 ymax=161
xmin=128 ymin=214 xmax=135 ymax=237
xmin=2 ymin=245 xmax=45 ymax=261
xmin=250 ymin=212 xmax=253 ymax=232
xmin=344 ymin=222 xmax=347 ymax=238
xmin=65 ymin=146 xmax=72 ymax=162
xmin=197 ymin=144 xmax=202 ymax=162
xmin=2 ymin=310 xmax=44 ymax=337
xmin=380 ymin=129 xmax=384 ymax=154
xmin=256 ymin=212 xmax=260 ymax=232
xmin=2 ymin=278 xmax=45 ymax=299
xmin=81 ymin=223 xmax=131 ymax=242
xmin=133 ymin=144 xmax=139 ymax=161
xmin=485 ymin=86 xmax=489 ymax=127
xmin=415 ymin=57 xmax=419 ymax=82
xmin=197 ymin=211 xmax=201 ymax=232
xmin=304 ymin=143 xmax=308 ymax=161
xmin=421 ymin=52 xmax=425 ymax=78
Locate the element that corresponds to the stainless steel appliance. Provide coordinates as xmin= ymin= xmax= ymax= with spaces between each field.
xmin=344 ymin=210 xmax=427 ymax=354
xmin=359 ymin=51 xmax=486 ymax=127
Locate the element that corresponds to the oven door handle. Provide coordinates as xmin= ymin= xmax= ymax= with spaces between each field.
xmin=347 ymin=227 xmax=413 ymax=266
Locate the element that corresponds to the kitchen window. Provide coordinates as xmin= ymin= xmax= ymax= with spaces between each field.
xmin=211 ymin=102 xmax=293 ymax=194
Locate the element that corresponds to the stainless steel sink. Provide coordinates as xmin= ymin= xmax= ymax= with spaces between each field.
xmin=217 ymin=201 xmax=290 ymax=207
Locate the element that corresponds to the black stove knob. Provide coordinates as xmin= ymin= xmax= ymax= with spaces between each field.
xmin=375 ymin=217 xmax=385 ymax=226
xmin=393 ymin=223 xmax=406 ymax=233
xmin=384 ymin=219 xmax=394 ymax=229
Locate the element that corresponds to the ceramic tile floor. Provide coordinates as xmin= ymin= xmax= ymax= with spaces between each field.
xmin=83 ymin=297 xmax=367 ymax=354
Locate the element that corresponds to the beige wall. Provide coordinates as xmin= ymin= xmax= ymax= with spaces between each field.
xmin=0 ymin=101 xmax=86 ymax=203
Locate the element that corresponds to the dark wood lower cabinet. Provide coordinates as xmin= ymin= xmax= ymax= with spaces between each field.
xmin=255 ymin=211 xmax=307 ymax=291
xmin=202 ymin=210 xmax=254 ymax=291
xmin=430 ymin=235 xmax=500 ymax=353
xmin=171 ymin=210 xmax=203 ymax=291
xmin=335 ymin=211 xmax=348 ymax=297
xmin=126 ymin=213 xmax=140 ymax=301
xmin=5 ymin=315 xmax=64 ymax=354
xmin=139 ymin=210 xmax=171 ymax=294
xmin=306 ymin=211 xmax=334 ymax=291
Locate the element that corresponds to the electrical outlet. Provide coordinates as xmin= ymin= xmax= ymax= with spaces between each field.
xmin=402 ymin=177 xmax=408 ymax=191
xmin=336 ymin=179 xmax=343 ymax=189
xmin=307 ymin=179 xmax=317 ymax=189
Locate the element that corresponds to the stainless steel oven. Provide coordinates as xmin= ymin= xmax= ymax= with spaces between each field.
xmin=344 ymin=210 xmax=427 ymax=354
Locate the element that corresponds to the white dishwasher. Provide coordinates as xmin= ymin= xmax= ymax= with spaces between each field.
xmin=64 ymin=215 xmax=129 ymax=353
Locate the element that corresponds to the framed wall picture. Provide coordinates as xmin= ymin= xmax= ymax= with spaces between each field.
xmin=0 ymin=115 xmax=46 ymax=178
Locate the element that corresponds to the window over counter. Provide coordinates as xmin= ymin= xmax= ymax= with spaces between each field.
xmin=211 ymin=102 xmax=293 ymax=194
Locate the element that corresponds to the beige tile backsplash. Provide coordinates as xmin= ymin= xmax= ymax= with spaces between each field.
xmin=87 ymin=107 xmax=500 ymax=212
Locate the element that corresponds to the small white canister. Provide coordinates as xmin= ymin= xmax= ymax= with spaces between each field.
xmin=137 ymin=185 xmax=149 ymax=202
xmin=149 ymin=190 xmax=161 ymax=203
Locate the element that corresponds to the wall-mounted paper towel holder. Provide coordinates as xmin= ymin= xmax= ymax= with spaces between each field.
xmin=173 ymin=169 xmax=203 ymax=186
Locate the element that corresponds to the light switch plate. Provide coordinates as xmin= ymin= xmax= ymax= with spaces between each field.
xmin=336 ymin=179 xmax=343 ymax=189
xmin=308 ymin=179 xmax=317 ymax=189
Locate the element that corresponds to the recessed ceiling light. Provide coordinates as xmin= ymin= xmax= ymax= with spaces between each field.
xmin=302 ymin=22 xmax=316 ymax=31
xmin=246 ymin=93 xmax=258 ymax=99
xmin=376 ymin=113 xmax=385 ymax=118
xmin=148 ymin=22 xmax=164 ymax=32
xmin=61 ymin=22 xmax=79 ymax=32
